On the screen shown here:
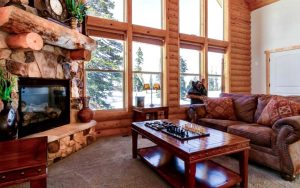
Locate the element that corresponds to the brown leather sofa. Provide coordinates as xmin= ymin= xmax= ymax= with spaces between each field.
xmin=187 ymin=93 xmax=300 ymax=181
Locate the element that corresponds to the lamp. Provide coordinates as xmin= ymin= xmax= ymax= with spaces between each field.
xmin=143 ymin=75 xmax=161 ymax=107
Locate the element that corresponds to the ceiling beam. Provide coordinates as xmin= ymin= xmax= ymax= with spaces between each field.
xmin=245 ymin=0 xmax=279 ymax=11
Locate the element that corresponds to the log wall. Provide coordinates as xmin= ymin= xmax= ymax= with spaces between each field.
xmin=94 ymin=0 xmax=252 ymax=137
xmin=229 ymin=0 xmax=251 ymax=93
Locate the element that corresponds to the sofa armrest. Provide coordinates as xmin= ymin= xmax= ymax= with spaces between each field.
xmin=272 ymin=116 xmax=300 ymax=179
xmin=272 ymin=116 xmax=300 ymax=144
xmin=187 ymin=104 xmax=206 ymax=123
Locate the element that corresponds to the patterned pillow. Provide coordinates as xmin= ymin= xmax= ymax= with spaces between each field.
xmin=205 ymin=97 xmax=236 ymax=120
xmin=257 ymin=97 xmax=300 ymax=126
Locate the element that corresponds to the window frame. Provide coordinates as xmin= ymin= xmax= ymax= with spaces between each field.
xmin=84 ymin=0 xmax=229 ymax=110
xmin=132 ymin=40 xmax=164 ymax=106
xmin=207 ymin=51 xmax=225 ymax=97
xmin=85 ymin=37 xmax=126 ymax=110
xmin=179 ymin=46 xmax=203 ymax=105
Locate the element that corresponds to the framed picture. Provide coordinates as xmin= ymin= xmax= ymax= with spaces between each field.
xmin=135 ymin=96 xmax=145 ymax=107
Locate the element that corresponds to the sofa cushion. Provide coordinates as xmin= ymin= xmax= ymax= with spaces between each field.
xmin=205 ymin=97 xmax=236 ymax=120
xmin=228 ymin=124 xmax=273 ymax=147
xmin=221 ymin=93 xmax=257 ymax=123
xmin=257 ymin=97 xmax=300 ymax=126
xmin=198 ymin=118 xmax=246 ymax=132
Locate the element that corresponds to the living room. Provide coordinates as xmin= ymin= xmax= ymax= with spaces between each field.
xmin=0 ymin=0 xmax=300 ymax=187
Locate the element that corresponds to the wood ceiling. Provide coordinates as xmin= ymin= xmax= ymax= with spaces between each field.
xmin=245 ymin=0 xmax=279 ymax=11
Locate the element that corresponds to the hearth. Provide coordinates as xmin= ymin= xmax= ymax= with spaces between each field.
xmin=18 ymin=78 xmax=70 ymax=138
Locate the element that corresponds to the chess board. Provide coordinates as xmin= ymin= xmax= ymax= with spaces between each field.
xmin=144 ymin=120 xmax=209 ymax=141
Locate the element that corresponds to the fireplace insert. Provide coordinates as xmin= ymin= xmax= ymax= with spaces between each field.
xmin=18 ymin=78 xmax=70 ymax=138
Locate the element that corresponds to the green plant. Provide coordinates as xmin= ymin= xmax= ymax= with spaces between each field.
xmin=66 ymin=0 xmax=88 ymax=23
xmin=0 ymin=68 xmax=15 ymax=102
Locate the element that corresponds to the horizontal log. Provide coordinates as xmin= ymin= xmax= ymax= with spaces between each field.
xmin=231 ymin=60 xmax=251 ymax=66
xmin=180 ymin=34 xmax=205 ymax=44
xmin=231 ymin=43 xmax=251 ymax=50
xmin=169 ymin=94 xmax=179 ymax=101
xmin=169 ymin=100 xmax=179 ymax=107
xmin=70 ymin=49 xmax=91 ymax=61
xmin=231 ymin=64 xmax=251 ymax=71
xmin=231 ymin=87 xmax=251 ymax=93
xmin=96 ymin=119 xmax=132 ymax=130
xmin=231 ymin=33 xmax=251 ymax=42
xmin=6 ymin=32 xmax=43 ymax=51
xmin=133 ymin=25 xmax=167 ymax=38
xmin=169 ymin=73 xmax=179 ymax=80
xmin=230 ymin=76 xmax=251 ymax=82
xmin=96 ymin=127 xmax=131 ymax=138
xmin=87 ymin=16 xmax=128 ymax=32
xmin=231 ymin=54 xmax=251 ymax=61
xmin=231 ymin=48 xmax=251 ymax=56
xmin=231 ymin=81 xmax=251 ymax=87
xmin=169 ymin=86 xmax=179 ymax=94
xmin=168 ymin=31 xmax=179 ymax=39
xmin=231 ymin=69 xmax=251 ymax=76
xmin=94 ymin=111 xmax=132 ymax=122
xmin=0 ymin=6 xmax=96 ymax=50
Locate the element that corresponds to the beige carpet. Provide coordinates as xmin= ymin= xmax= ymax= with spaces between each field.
xmin=7 ymin=136 xmax=300 ymax=188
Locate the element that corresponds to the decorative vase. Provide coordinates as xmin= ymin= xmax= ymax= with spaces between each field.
xmin=77 ymin=97 xmax=94 ymax=123
xmin=0 ymin=101 xmax=18 ymax=141
xmin=70 ymin=17 xmax=78 ymax=30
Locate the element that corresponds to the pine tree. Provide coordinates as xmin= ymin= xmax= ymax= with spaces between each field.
xmin=85 ymin=0 xmax=124 ymax=109
xmin=180 ymin=57 xmax=188 ymax=99
xmin=133 ymin=47 xmax=144 ymax=93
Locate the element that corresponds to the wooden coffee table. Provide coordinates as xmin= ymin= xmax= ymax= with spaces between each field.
xmin=132 ymin=120 xmax=250 ymax=188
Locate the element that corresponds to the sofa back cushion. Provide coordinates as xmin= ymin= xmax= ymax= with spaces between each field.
xmin=205 ymin=97 xmax=236 ymax=120
xmin=257 ymin=97 xmax=300 ymax=126
xmin=221 ymin=93 xmax=257 ymax=123
xmin=254 ymin=95 xmax=272 ymax=122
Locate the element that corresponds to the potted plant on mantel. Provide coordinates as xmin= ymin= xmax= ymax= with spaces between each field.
xmin=0 ymin=67 xmax=18 ymax=141
xmin=66 ymin=0 xmax=88 ymax=30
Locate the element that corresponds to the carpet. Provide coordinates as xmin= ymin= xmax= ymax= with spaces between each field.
xmin=7 ymin=136 xmax=300 ymax=188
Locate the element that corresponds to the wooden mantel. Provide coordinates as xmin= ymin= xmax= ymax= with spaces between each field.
xmin=0 ymin=6 xmax=96 ymax=51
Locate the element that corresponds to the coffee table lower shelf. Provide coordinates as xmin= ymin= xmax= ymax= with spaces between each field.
xmin=138 ymin=146 xmax=241 ymax=188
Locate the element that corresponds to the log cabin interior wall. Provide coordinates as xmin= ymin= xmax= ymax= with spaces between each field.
xmin=86 ymin=0 xmax=252 ymax=137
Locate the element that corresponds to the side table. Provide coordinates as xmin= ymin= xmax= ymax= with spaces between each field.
xmin=133 ymin=106 xmax=169 ymax=122
xmin=0 ymin=136 xmax=48 ymax=188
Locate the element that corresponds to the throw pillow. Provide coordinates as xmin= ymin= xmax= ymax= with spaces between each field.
xmin=205 ymin=97 xmax=236 ymax=120
xmin=221 ymin=93 xmax=257 ymax=123
xmin=257 ymin=97 xmax=300 ymax=126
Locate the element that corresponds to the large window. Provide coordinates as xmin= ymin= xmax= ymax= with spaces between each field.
xmin=208 ymin=0 xmax=224 ymax=40
xmin=87 ymin=0 xmax=125 ymax=22
xmin=179 ymin=0 xmax=201 ymax=36
xmin=208 ymin=52 xmax=223 ymax=97
xmin=132 ymin=0 xmax=163 ymax=29
xmin=180 ymin=48 xmax=201 ymax=105
xmin=85 ymin=37 xmax=125 ymax=110
xmin=132 ymin=42 xmax=162 ymax=106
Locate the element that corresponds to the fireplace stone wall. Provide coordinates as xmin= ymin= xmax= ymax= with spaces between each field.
xmin=0 ymin=31 xmax=84 ymax=111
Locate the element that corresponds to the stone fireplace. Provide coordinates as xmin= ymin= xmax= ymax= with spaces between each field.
xmin=0 ymin=5 xmax=97 ymax=164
